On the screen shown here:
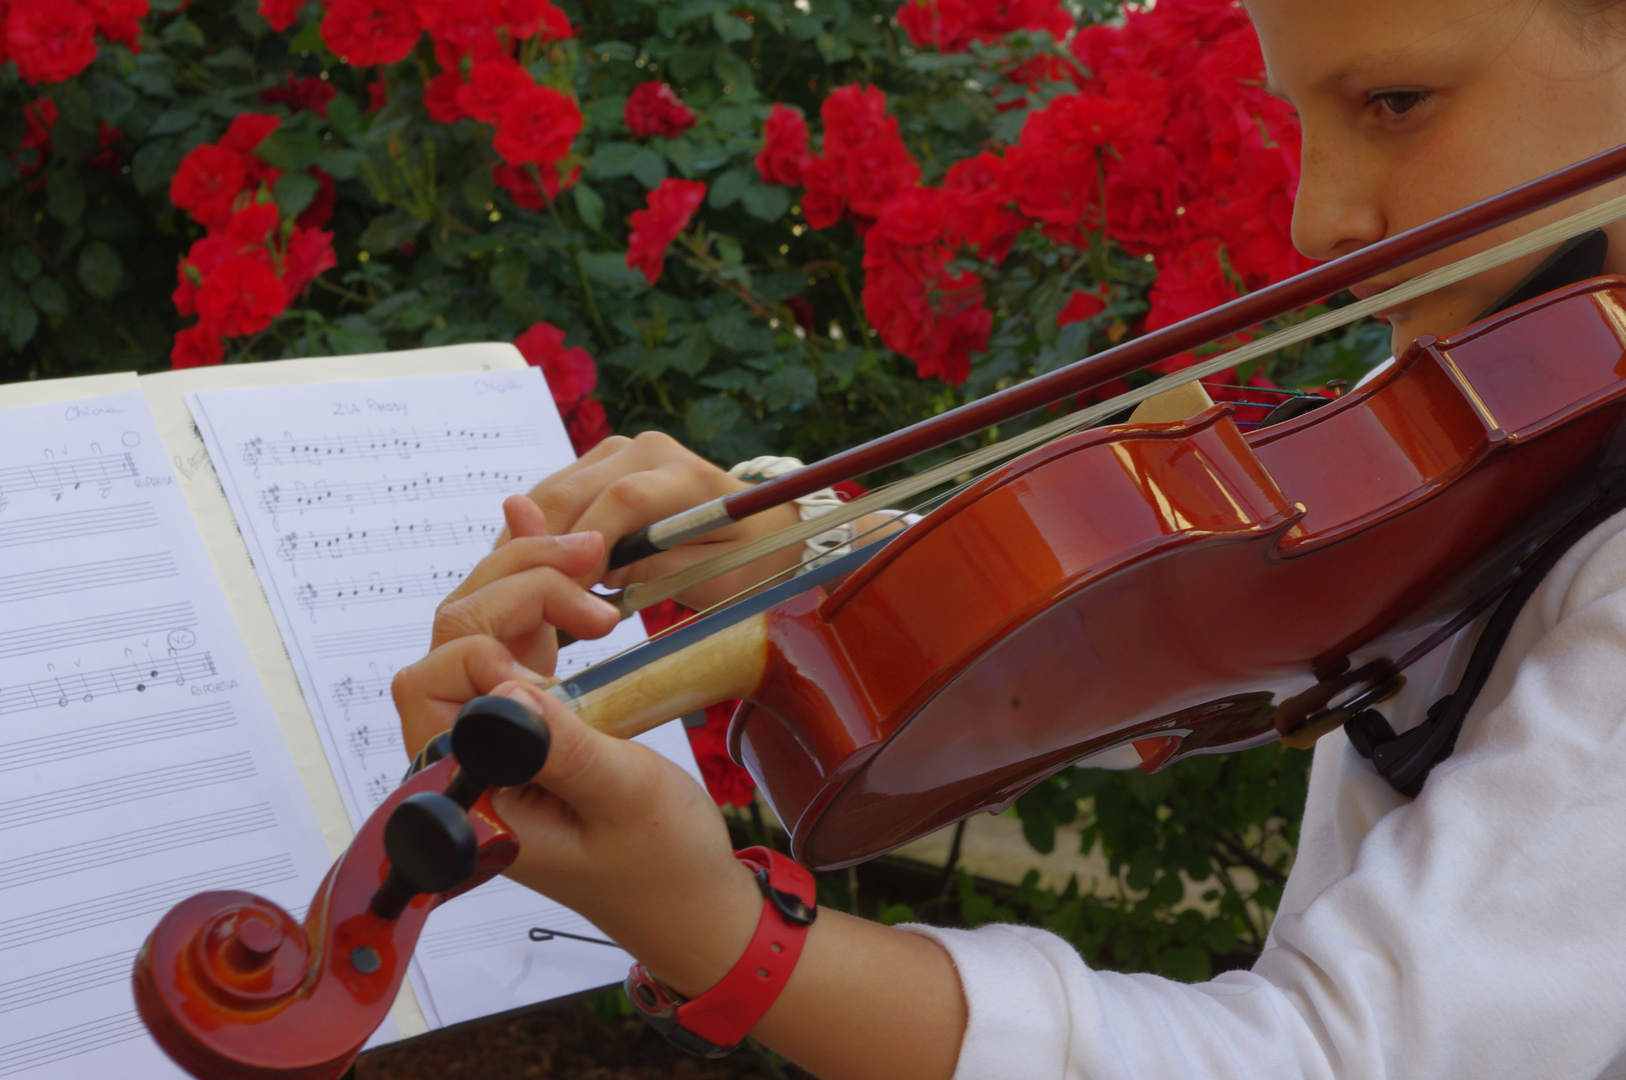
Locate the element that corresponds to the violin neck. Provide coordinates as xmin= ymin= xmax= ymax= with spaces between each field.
xmin=551 ymin=613 xmax=768 ymax=740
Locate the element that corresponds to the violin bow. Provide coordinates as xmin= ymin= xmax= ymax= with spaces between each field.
xmin=609 ymin=140 xmax=1626 ymax=576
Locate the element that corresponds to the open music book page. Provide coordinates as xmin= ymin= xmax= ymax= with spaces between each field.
xmin=0 ymin=388 xmax=341 ymax=1080
xmin=186 ymin=368 xmax=703 ymax=1029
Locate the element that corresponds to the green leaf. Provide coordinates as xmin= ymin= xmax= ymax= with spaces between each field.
xmin=759 ymin=365 xmax=816 ymax=410
xmin=358 ymin=209 xmax=425 ymax=254
xmin=202 ymin=47 xmax=254 ymax=70
xmin=161 ymin=16 xmax=206 ymax=46
xmin=741 ymin=183 xmax=789 ymax=221
xmin=706 ymin=310 xmax=771 ymax=353
xmin=708 ymin=168 xmax=749 ymax=208
xmin=755 ymin=272 xmax=804 ymax=302
xmin=588 ymin=141 xmax=643 ymax=178
xmin=318 ymin=148 xmax=364 ymax=181
xmin=51 ymin=82 xmax=96 ymax=134
xmin=8 ymin=250 xmax=41 ymax=283
xmin=668 ymin=46 xmax=711 ymax=83
xmin=712 ymin=10 xmax=752 ymax=41
xmin=77 ymin=242 xmax=127 ymax=301
xmin=572 ymin=183 xmax=605 ymax=231
xmin=1 ymin=288 xmax=38 ymax=350
xmin=595 ymin=41 xmax=637 ymax=61
xmin=490 ymin=250 xmax=529 ymax=299
xmin=327 ymin=94 xmax=364 ymax=140
xmin=148 ymin=101 xmax=207 ymax=136
xmin=256 ymin=124 xmax=323 ymax=171
xmin=28 ymin=276 xmax=69 ymax=317
xmin=816 ymin=31 xmax=855 ymax=63
xmin=711 ymin=104 xmax=755 ymax=133
xmin=288 ymin=19 xmax=327 ymax=55
xmin=713 ymin=49 xmax=755 ymax=91
xmin=85 ymin=73 xmax=136 ymax=126
xmin=462 ymin=168 xmax=496 ymax=214
xmin=656 ymin=3 xmax=682 ymax=36
xmin=629 ymin=147 xmax=667 ymax=188
xmin=686 ymin=395 xmax=742 ymax=442
xmin=327 ymin=317 xmax=387 ymax=356
xmin=131 ymin=138 xmax=183 ymax=195
xmin=272 ymin=172 xmax=322 ymax=217
xmin=928 ymin=98 xmax=974 ymax=132
xmin=876 ymin=902 xmax=916 ymax=927
xmin=47 ymin=171 xmax=85 ymax=226
xmin=578 ymin=251 xmax=650 ymax=292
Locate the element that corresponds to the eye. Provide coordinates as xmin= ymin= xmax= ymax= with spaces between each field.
xmin=1369 ymin=90 xmax=1428 ymax=118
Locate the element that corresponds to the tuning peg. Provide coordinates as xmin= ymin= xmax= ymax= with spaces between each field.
xmin=442 ymin=695 xmax=551 ymax=809
xmin=368 ymin=792 xmax=478 ymax=921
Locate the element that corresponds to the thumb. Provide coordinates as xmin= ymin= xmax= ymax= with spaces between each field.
xmin=504 ymin=493 xmax=549 ymax=540
xmin=493 ymin=680 xmax=656 ymax=820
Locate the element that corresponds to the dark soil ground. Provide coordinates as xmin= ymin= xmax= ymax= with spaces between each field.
xmin=355 ymin=997 xmax=814 ymax=1080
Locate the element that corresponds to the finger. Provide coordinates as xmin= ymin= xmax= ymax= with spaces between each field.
xmin=391 ymin=637 xmax=541 ymax=758
xmin=439 ymin=531 xmax=604 ymax=609
xmin=496 ymin=680 xmax=658 ymax=819
xmin=524 ymin=435 xmax=637 ymax=536
xmin=431 ymin=560 xmax=621 ymax=652
xmin=493 ymin=491 xmax=552 ymax=550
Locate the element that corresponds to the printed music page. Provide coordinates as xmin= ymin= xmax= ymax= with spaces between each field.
xmin=0 ymin=389 xmax=341 ymax=1079
xmin=186 ymin=368 xmax=703 ymax=1028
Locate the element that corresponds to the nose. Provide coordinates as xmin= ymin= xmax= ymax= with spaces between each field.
xmin=1290 ymin=125 xmax=1387 ymax=262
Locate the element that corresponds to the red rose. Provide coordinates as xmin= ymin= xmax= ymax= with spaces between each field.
xmin=862 ymin=243 xmax=988 ymax=384
xmin=798 ymin=153 xmax=844 ymax=229
xmin=491 ymin=160 xmax=577 ymax=209
xmin=492 ymin=83 xmax=582 ymax=166
xmin=754 ymin=103 xmax=808 ymax=186
xmin=786 ymin=295 xmax=815 ymax=333
xmin=173 ymin=234 xmax=235 ymax=317
xmin=422 ymin=70 xmax=467 ymax=123
xmin=514 ymin=321 xmax=597 ymax=407
xmin=171 ymin=326 xmax=224 ymax=369
xmin=258 ymin=0 xmax=304 ymax=31
xmin=1057 ymin=288 xmax=1106 ymax=327
xmin=896 ymin=0 xmax=971 ymax=51
xmin=83 ymin=0 xmax=146 ymax=48
xmin=429 ymin=0 xmax=503 ymax=67
xmin=225 ymin=201 xmax=281 ymax=246
xmin=943 ymin=152 xmax=1023 ymax=263
xmin=16 ymin=96 xmax=56 ymax=178
xmin=321 ymin=0 xmax=421 ymax=67
xmin=366 ymin=78 xmax=386 ymax=113
xmin=282 ymin=226 xmax=336 ymax=299
xmin=5 ymin=0 xmax=97 ymax=84
xmin=684 ymin=703 xmax=755 ymax=808
xmin=623 ymin=81 xmax=696 ymax=138
xmin=170 ymin=144 xmax=249 ymax=230
xmin=260 ymin=72 xmax=338 ymax=116
xmin=196 ymin=253 xmax=287 ymax=336
xmin=870 ymin=186 xmax=947 ymax=248
xmin=1103 ymin=142 xmax=1182 ymax=257
xmin=456 ymin=59 xmax=534 ymax=125
xmin=220 ymin=112 xmax=280 ymax=153
xmin=564 ymin=396 xmax=612 ymax=455
xmin=489 ymin=0 xmax=570 ymax=39
xmin=625 ymin=178 xmax=705 ymax=285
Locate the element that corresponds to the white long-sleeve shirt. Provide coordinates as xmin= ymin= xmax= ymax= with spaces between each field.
xmin=907 ymin=506 xmax=1626 ymax=1080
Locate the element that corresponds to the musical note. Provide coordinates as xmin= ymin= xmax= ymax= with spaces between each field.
xmin=0 ymin=652 xmax=216 ymax=718
xmin=294 ymin=566 xmax=471 ymax=615
xmin=346 ymin=724 xmax=404 ymax=763
xmin=258 ymin=469 xmax=533 ymax=516
xmin=275 ymin=519 xmax=499 ymax=563
xmin=0 ymin=451 xmax=136 ymax=500
xmin=364 ymin=771 xmax=395 ymax=808
xmin=0 ymin=602 xmax=195 ymax=663
xmin=331 ymin=672 xmax=393 ymax=710
xmin=242 ymin=427 xmax=540 ymax=469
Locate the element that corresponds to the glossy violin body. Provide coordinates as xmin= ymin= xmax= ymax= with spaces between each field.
xmin=722 ymin=277 xmax=1626 ymax=867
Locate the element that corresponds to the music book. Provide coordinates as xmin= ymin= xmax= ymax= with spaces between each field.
xmin=0 ymin=346 xmax=702 ymax=1080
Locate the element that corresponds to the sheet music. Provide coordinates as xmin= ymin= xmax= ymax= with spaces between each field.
xmin=187 ymin=369 xmax=703 ymax=1028
xmin=0 ymin=391 xmax=340 ymax=1079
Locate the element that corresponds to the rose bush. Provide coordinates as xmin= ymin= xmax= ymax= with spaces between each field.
xmin=0 ymin=0 xmax=1389 ymax=980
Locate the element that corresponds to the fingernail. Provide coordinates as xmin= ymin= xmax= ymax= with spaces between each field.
xmin=558 ymin=531 xmax=596 ymax=548
xmin=592 ymin=595 xmax=621 ymax=619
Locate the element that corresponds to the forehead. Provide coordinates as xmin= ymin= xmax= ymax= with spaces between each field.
xmin=1244 ymin=0 xmax=1539 ymax=97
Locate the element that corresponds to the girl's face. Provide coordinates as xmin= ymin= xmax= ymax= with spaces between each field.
xmin=1247 ymin=0 xmax=1626 ymax=357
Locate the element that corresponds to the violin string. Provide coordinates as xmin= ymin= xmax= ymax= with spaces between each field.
xmin=611 ymin=186 xmax=1626 ymax=618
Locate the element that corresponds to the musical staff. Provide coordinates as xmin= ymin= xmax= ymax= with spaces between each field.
xmin=0 ymin=602 xmax=195 ymax=663
xmin=0 ymin=652 xmax=217 ymax=717
xmin=0 ymin=452 xmax=136 ymax=497
xmin=258 ymin=469 xmax=532 ymax=516
xmin=0 ymin=503 xmax=157 ymax=551
xmin=314 ymin=623 xmax=428 ymax=661
xmin=0 ymin=753 xmax=256 ymax=834
xmin=243 ymin=427 xmax=539 ymax=469
xmin=332 ymin=672 xmax=394 ymax=710
xmin=294 ymin=566 xmax=470 ymax=614
xmin=0 ymin=703 xmax=235 ymax=774
xmin=0 ymin=1011 xmax=148 ymax=1078
xmin=0 ymin=553 xmax=176 ymax=607
xmin=0 ymin=952 xmax=130 ymax=1017
xmin=0 ymin=803 xmax=276 ymax=893
xmin=346 ymin=723 xmax=404 ymax=763
xmin=364 ymin=771 xmax=395 ymax=807
xmin=276 ymin=519 xmax=499 ymax=563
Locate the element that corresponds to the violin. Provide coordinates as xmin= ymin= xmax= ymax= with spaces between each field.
xmin=134 ymin=143 xmax=1626 ymax=1078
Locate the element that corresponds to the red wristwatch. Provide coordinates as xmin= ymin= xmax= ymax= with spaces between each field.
xmin=624 ymin=847 xmax=817 ymax=1058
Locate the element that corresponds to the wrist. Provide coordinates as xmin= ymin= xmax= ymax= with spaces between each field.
xmin=629 ymin=857 xmax=763 ymax=1000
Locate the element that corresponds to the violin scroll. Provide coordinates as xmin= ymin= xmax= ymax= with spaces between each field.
xmin=133 ymin=696 xmax=550 ymax=1080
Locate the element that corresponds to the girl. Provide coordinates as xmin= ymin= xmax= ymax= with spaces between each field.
xmin=391 ymin=2 xmax=1626 ymax=1077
